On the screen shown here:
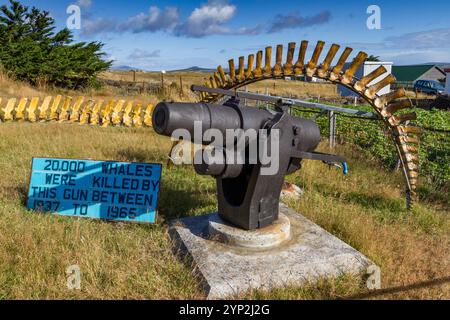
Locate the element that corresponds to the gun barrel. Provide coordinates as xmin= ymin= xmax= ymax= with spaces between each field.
xmin=153 ymin=102 xmax=242 ymax=139
xmin=152 ymin=102 xmax=321 ymax=152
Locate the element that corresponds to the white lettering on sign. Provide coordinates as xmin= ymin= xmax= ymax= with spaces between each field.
xmin=27 ymin=158 xmax=162 ymax=224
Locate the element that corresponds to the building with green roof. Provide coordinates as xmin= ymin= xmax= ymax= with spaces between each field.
xmin=392 ymin=65 xmax=446 ymax=89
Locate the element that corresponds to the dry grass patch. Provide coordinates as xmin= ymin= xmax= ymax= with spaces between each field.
xmin=0 ymin=123 xmax=206 ymax=299
xmin=101 ymin=70 xmax=340 ymax=100
xmin=0 ymin=123 xmax=448 ymax=299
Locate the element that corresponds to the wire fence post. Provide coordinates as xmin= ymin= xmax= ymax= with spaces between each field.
xmin=179 ymin=76 xmax=184 ymax=98
xmin=243 ymin=86 xmax=248 ymax=105
xmin=328 ymin=111 xmax=336 ymax=149
xmin=160 ymin=72 xmax=165 ymax=97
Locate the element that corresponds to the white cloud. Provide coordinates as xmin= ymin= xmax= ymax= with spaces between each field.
xmin=119 ymin=6 xmax=179 ymax=33
xmin=349 ymin=28 xmax=450 ymax=52
xmin=344 ymin=28 xmax=450 ymax=64
xmin=386 ymin=28 xmax=450 ymax=49
xmin=76 ymin=0 xmax=92 ymax=9
xmin=82 ymin=17 xmax=116 ymax=36
xmin=81 ymin=6 xmax=179 ymax=36
xmin=83 ymin=0 xmax=255 ymax=38
xmin=79 ymin=1 xmax=327 ymax=38
xmin=128 ymin=49 xmax=161 ymax=60
xmin=381 ymin=49 xmax=450 ymax=65
xmin=175 ymin=0 xmax=237 ymax=37
xmin=268 ymin=11 xmax=331 ymax=33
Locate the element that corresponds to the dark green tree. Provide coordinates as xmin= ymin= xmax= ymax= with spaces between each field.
xmin=0 ymin=0 xmax=111 ymax=89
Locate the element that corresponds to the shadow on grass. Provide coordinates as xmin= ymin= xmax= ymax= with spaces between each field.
xmin=417 ymin=184 xmax=450 ymax=208
xmin=114 ymin=147 xmax=160 ymax=163
xmin=343 ymin=192 xmax=404 ymax=211
xmin=309 ymin=182 xmax=405 ymax=212
xmin=345 ymin=276 xmax=450 ymax=300
xmin=157 ymin=183 xmax=216 ymax=222
xmin=116 ymin=148 xmax=149 ymax=163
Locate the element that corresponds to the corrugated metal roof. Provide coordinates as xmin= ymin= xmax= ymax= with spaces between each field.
xmin=392 ymin=65 xmax=436 ymax=82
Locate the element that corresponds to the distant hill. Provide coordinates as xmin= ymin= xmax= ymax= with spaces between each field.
xmin=396 ymin=63 xmax=450 ymax=67
xmin=421 ymin=62 xmax=450 ymax=67
xmin=111 ymin=65 xmax=137 ymax=71
xmin=110 ymin=65 xmax=216 ymax=73
xmin=168 ymin=66 xmax=216 ymax=73
xmin=423 ymin=63 xmax=450 ymax=73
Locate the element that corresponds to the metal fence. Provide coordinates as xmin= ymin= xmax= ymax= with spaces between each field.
xmin=391 ymin=81 xmax=415 ymax=91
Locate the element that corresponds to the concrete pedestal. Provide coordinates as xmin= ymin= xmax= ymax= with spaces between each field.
xmin=169 ymin=204 xmax=377 ymax=299
xmin=208 ymin=213 xmax=291 ymax=249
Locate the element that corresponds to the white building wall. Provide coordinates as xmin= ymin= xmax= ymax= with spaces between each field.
xmin=338 ymin=61 xmax=393 ymax=97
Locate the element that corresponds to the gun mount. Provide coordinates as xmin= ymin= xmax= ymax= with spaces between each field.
xmin=153 ymin=99 xmax=346 ymax=230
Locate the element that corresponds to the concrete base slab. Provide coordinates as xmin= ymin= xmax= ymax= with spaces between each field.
xmin=169 ymin=204 xmax=377 ymax=299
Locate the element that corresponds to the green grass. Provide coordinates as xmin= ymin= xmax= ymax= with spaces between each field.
xmin=0 ymin=122 xmax=448 ymax=299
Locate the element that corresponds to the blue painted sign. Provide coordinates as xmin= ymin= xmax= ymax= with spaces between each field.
xmin=27 ymin=158 xmax=162 ymax=223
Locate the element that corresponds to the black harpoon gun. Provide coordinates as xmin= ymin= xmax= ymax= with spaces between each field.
xmin=152 ymin=98 xmax=347 ymax=230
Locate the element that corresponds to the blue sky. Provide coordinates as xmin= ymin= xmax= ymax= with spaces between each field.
xmin=3 ymin=0 xmax=450 ymax=70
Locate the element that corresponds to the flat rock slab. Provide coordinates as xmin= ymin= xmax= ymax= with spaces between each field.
xmin=169 ymin=204 xmax=377 ymax=299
